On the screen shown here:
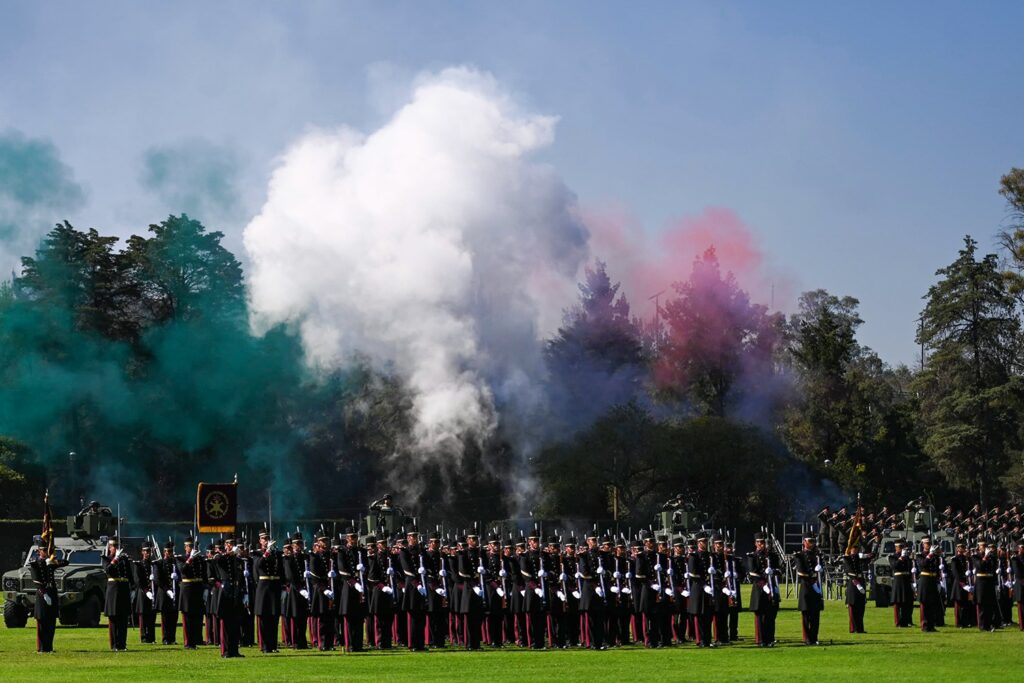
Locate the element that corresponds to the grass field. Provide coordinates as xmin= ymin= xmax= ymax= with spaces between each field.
xmin=1 ymin=599 xmax=1022 ymax=681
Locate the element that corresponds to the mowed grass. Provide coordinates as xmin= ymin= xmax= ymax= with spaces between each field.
xmin=1 ymin=599 xmax=1022 ymax=682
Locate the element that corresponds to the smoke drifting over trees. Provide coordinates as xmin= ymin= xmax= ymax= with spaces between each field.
xmin=1 ymin=70 xmax=1023 ymax=526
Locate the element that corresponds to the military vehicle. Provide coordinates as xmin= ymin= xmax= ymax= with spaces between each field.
xmin=3 ymin=502 xmax=136 ymax=628
xmin=360 ymin=494 xmax=415 ymax=544
xmin=652 ymin=495 xmax=710 ymax=540
xmin=870 ymin=500 xmax=955 ymax=607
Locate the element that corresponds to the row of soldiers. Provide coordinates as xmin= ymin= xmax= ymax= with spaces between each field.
xmin=881 ymin=535 xmax=1024 ymax=633
xmin=817 ymin=502 xmax=1023 ymax=559
xmin=27 ymin=526 xmax=1024 ymax=654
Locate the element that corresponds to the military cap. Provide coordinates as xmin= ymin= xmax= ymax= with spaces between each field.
xmin=894 ymin=539 xmax=905 ymax=546
xmin=457 ymin=535 xmax=467 ymax=545
xmin=206 ymin=543 xmax=215 ymax=551
xmin=753 ymin=532 xmax=766 ymax=541
xmin=711 ymin=533 xmax=723 ymax=543
xmin=365 ymin=534 xmax=376 ymax=545
xmin=600 ymin=535 xmax=612 ymax=545
xmin=672 ymin=537 xmax=684 ymax=548
xmin=316 ymin=534 xmax=328 ymax=543
xmin=656 ymin=534 xmax=669 ymax=544
xmin=802 ymin=534 xmax=816 ymax=542
xmin=406 ymin=525 xmax=419 ymax=535
xmin=258 ymin=530 xmax=269 ymax=539
xmin=224 ymin=538 xmax=235 ymax=545
xmin=515 ymin=537 xmax=526 ymax=547
xmin=344 ymin=527 xmax=357 ymax=536
xmin=586 ymin=530 xmax=599 ymax=540
xmin=141 ymin=540 xmax=153 ymax=549
xmin=430 ymin=531 xmax=442 ymax=542
xmin=565 ymin=537 xmax=577 ymax=548
xmin=919 ymin=535 xmax=931 ymax=543
xmin=685 ymin=539 xmax=697 ymax=550
xmin=641 ymin=530 xmax=655 ymax=541
xmin=184 ymin=536 xmax=195 ymax=545
xmin=694 ymin=532 xmax=708 ymax=542
xmin=630 ymin=538 xmax=642 ymax=548
xmin=486 ymin=533 xmax=499 ymax=544
xmin=615 ymin=538 xmax=626 ymax=548
xmin=547 ymin=535 xmax=559 ymax=545
xmin=283 ymin=535 xmax=292 ymax=544
xmin=163 ymin=541 xmax=175 ymax=550
xmin=292 ymin=532 xmax=303 ymax=541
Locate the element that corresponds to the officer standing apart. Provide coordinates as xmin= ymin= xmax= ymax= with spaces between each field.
xmin=793 ymin=534 xmax=824 ymax=645
xmin=102 ymin=537 xmax=133 ymax=651
xmin=28 ymin=546 xmax=68 ymax=653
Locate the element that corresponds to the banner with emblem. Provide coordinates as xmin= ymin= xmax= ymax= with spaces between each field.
xmin=197 ymin=480 xmax=238 ymax=533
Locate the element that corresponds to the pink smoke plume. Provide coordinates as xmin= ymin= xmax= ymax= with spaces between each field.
xmin=584 ymin=205 xmax=795 ymax=317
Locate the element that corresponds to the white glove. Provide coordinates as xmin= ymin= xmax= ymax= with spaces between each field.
xmin=654 ymin=564 xmax=662 ymax=573
xmin=621 ymin=587 xmax=631 ymax=595
xmin=328 ymin=570 xmax=337 ymax=578
xmin=386 ymin=567 xmax=394 ymax=576
xmin=856 ymin=583 xmax=865 ymax=594
xmin=858 ymin=553 xmax=867 ymax=559
xmin=189 ymin=549 xmax=199 ymax=559
xmin=557 ymin=590 xmax=567 ymax=602
xmin=814 ymin=564 xmax=822 ymax=572
xmin=46 ymin=557 xmax=56 ymax=567
xmin=115 ymin=548 xmax=126 ymax=560
xmin=610 ymin=585 xmax=620 ymax=593
xmin=534 ymin=587 xmax=544 ymax=598
xmin=166 ymin=590 xmax=175 ymax=599
xmin=439 ymin=569 xmax=447 ymax=578
xmin=722 ymin=587 xmax=731 ymax=596
xmin=668 ymin=567 xmax=674 ymax=576
xmin=354 ymin=583 xmax=364 ymax=593
xmin=43 ymin=594 xmax=52 ymax=606
xmin=243 ymin=568 xmax=250 ymax=578
xmin=171 ymin=571 xmax=179 ymax=581
xmin=303 ymin=570 xmax=313 ymax=579
xmin=965 ymin=585 xmax=974 ymax=593
xmin=496 ymin=588 xmax=505 ymax=597
xmin=417 ymin=566 xmax=426 ymax=575
xmin=324 ymin=590 xmax=334 ymax=600
xmin=356 ymin=563 xmax=364 ymax=572
xmin=382 ymin=586 xmax=393 ymax=594
xmin=613 ymin=571 xmax=621 ymax=579
xmin=703 ymin=585 xmax=713 ymax=595
xmin=595 ymin=587 xmax=605 ymax=598
xmin=243 ymin=594 xmax=251 ymax=606
xmin=651 ymin=583 xmax=662 ymax=593
xmin=596 ymin=566 xmax=604 ymax=575
xmin=435 ymin=587 xmax=446 ymax=596
xmin=146 ymin=591 xmax=154 ymax=601
xmin=574 ymin=572 xmax=583 ymax=579
xmin=707 ymin=565 xmax=716 ymax=575
xmin=572 ymin=590 xmax=582 ymax=599
xmin=267 ymin=540 xmax=276 ymax=550
xmin=232 ymin=546 xmax=241 ymax=556
xmin=763 ymin=584 xmax=772 ymax=595
xmin=417 ymin=585 xmax=427 ymax=596
xmin=625 ymin=572 xmax=632 ymax=579
xmin=519 ymin=590 xmax=526 ymax=598
xmin=724 ymin=571 xmax=732 ymax=579
xmin=472 ymin=586 xmax=483 ymax=597
xmin=682 ymin=589 xmax=691 ymax=598
xmin=299 ymin=589 xmax=309 ymax=600
xmin=559 ymin=573 xmax=567 ymax=582
xmin=499 ymin=569 xmax=507 ymax=578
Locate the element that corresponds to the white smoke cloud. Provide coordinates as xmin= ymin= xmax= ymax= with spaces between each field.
xmin=243 ymin=67 xmax=589 ymax=476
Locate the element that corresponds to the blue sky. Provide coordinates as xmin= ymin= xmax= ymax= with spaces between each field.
xmin=0 ymin=1 xmax=1021 ymax=365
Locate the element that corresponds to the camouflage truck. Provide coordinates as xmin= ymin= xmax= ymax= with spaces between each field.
xmin=652 ymin=496 xmax=709 ymax=541
xmin=360 ymin=494 xmax=415 ymax=544
xmin=3 ymin=503 xmax=138 ymax=628
xmin=870 ymin=502 xmax=955 ymax=608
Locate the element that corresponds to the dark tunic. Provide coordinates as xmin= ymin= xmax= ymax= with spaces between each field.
xmin=793 ymin=550 xmax=824 ymax=612
xmin=915 ymin=552 xmax=942 ymax=607
xmin=578 ymin=548 xmax=606 ymax=612
xmin=1011 ymin=555 xmax=1024 ymax=603
xmin=175 ymin=553 xmax=206 ymax=615
xmin=398 ymin=545 xmax=428 ymax=612
xmin=518 ymin=549 xmax=547 ymax=613
xmin=28 ymin=557 xmax=66 ymax=620
xmin=455 ymin=546 xmax=486 ymax=615
xmin=252 ymin=549 xmax=282 ymax=616
xmin=685 ymin=550 xmax=713 ymax=615
xmin=843 ymin=554 xmax=868 ymax=606
xmin=949 ymin=554 xmax=972 ymax=602
xmin=973 ymin=553 xmax=998 ymax=610
xmin=284 ymin=552 xmax=310 ymax=618
xmin=211 ymin=552 xmax=245 ymax=618
xmin=102 ymin=553 xmax=133 ymax=616
xmin=131 ymin=558 xmax=158 ymax=614
xmin=890 ymin=553 xmax=915 ymax=604
xmin=746 ymin=549 xmax=779 ymax=613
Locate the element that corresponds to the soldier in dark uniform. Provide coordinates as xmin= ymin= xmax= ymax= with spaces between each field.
xmin=252 ymin=531 xmax=281 ymax=653
xmin=211 ymin=538 xmax=246 ymax=657
xmin=132 ymin=540 xmax=158 ymax=643
xmin=650 ymin=535 xmax=673 ymax=647
xmin=454 ymin=531 xmax=486 ymax=649
xmin=669 ymin=539 xmax=689 ymax=644
xmin=628 ymin=538 xmax=644 ymax=644
xmin=915 ymin=536 xmax=942 ymax=632
xmin=307 ymin=534 xmax=334 ymax=651
xmin=365 ymin=535 xmax=394 ymax=649
xmin=204 ymin=542 xmax=220 ymax=646
xmin=336 ymin=528 xmax=365 ymax=652
xmin=890 ymin=539 xmax=915 ymax=627
xmin=686 ymin=532 xmax=714 ymax=647
xmin=544 ymin=536 xmax=567 ymax=648
xmin=285 ymin=532 xmax=310 ymax=649
xmin=426 ymin=531 xmax=449 ymax=648
xmin=997 ymin=544 xmax=1013 ymax=627
xmin=102 ymin=537 xmax=133 ymax=651
xmin=843 ymin=544 xmax=869 ymax=633
xmin=949 ymin=542 xmax=975 ymax=627
xmin=484 ymin=533 xmax=508 ymax=647
xmin=519 ymin=532 xmax=548 ymax=649
xmin=725 ymin=541 xmax=744 ymax=641
xmin=28 ymin=547 xmax=67 ymax=652
xmin=973 ymin=540 xmax=998 ymax=631
xmin=793 ymin=534 xmax=824 ymax=645
xmin=398 ymin=527 xmax=429 ymax=650
xmin=1012 ymin=541 xmax=1024 ymax=630
xmin=746 ymin=532 xmax=779 ymax=647
xmin=609 ymin=538 xmax=631 ymax=646
xmin=176 ymin=536 xmax=205 ymax=649
xmin=156 ymin=541 xmax=178 ymax=645
xmin=577 ymin=532 xmax=608 ymax=650
xmin=710 ymin=534 xmax=730 ymax=645
xmin=238 ymin=542 xmax=255 ymax=647
xmin=509 ymin=537 xmax=527 ymax=647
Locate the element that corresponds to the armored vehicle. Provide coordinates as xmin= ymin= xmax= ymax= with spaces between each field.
xmin=3 ymin=502 xmax=132 ymax=628
xmin=870 ymin=500 xmax=955 ymax=608
xmin=652 ymin=495 xmax=709 ymax=540
xmin=360 ymin=494 xmax=415 ymax=544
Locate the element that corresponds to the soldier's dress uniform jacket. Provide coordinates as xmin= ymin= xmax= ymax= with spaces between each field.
xmin=28 ymin=556 xmax=67 ymax=652
xmin=456 ymin=546 xmax=486 ymax=615
xmin=102 ymin=553 xmax=133 ymax=616
xmin=685 ymin=551 xmax=713 ymax=615
xmin=252 ymin=549 xmax=282 ymax=616
xmin=578 ymin=548 xmax=606 ymax=613
xmin=793 ymin=550 xmax=824 ymax=612
xmin=890 ymin=553 xmax=915 ymax=605
xmin=746 ymin=550 xmax=778 ymax=614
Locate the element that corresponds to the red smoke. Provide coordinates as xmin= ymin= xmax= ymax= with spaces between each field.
xmin=584 ymin=206 xmax=793 ymax=317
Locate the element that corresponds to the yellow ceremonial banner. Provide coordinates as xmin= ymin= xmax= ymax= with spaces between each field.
xmin=196 ymin=481 xmax=238 ymax=533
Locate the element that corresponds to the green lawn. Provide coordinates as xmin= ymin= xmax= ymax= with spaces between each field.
xmin=1 ymin=600 xmax=1021 ymax=681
